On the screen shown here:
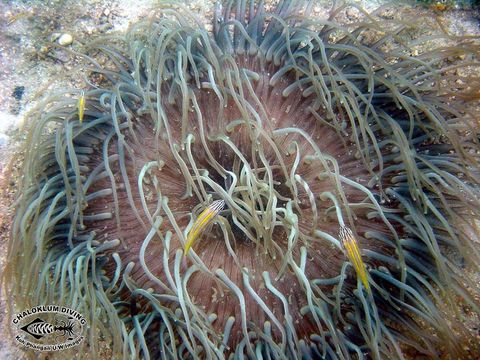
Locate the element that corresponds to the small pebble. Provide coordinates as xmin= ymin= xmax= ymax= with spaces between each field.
xmin=346 ymin=8 xmax=359 ymax=20
xmin=58 ymin=33 xmax=73 ymax=46
xmin=12 ymin=86 xmax=25 ymax=101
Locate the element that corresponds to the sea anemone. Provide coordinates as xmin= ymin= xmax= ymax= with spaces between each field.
xmin=4 ymin=1 xmax=480 ymax=358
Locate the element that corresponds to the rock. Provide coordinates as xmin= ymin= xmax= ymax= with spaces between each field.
xmin=57 ymin=33 xmax=73 ymax=46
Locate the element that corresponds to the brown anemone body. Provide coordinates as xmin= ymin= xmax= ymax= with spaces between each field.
xmin=84 ymin=60 xmax=393 ymax=345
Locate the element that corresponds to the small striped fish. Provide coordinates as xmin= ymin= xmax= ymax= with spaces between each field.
xmin=339 ymin=226 xmax=371 ymax=293
xmin=184 ymin=199 xmax=225 ymax=255
xmin=78 ymin=90 xmax=85 ymax=124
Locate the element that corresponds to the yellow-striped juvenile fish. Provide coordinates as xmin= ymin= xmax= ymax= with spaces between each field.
xmin=78 ymin=91 xmax=85 ymax=124
xmin=339 ymin=226 xmax=371 ymax=293
xmin=184 ymin=199 xmax=225 ymax=255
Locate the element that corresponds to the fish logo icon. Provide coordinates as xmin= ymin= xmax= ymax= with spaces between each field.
xmin=20 ymin=317 xmax=78 ymax=340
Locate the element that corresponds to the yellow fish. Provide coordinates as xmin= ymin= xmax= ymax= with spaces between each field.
xmin=184 ymin=199 xmax=225 ymax=255
xmin=78 ymin=91 xmax=85 ymax=124
xmin=339 ymin=226 xmax=370 ymax=293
